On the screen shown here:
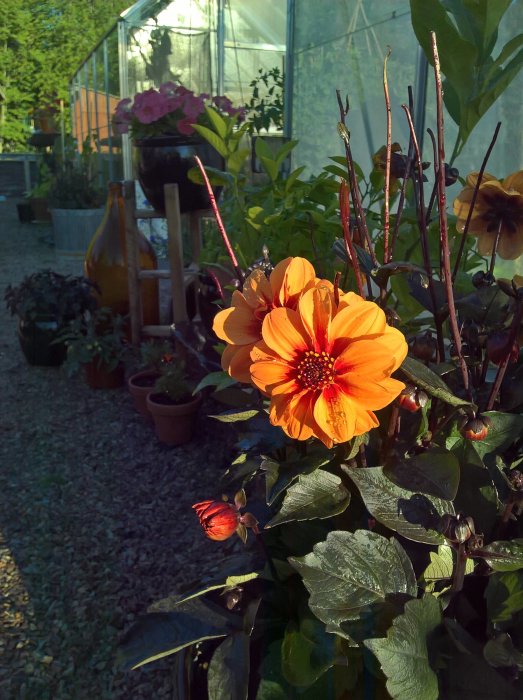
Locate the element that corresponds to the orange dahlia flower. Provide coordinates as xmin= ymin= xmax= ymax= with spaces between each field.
xmin=213 ymin=257 xmax=318 ymax=382
xmin=453 ymin=171 xmax=523 ymax=260
xmin=249 ymin=285 xmax=407 ymax=447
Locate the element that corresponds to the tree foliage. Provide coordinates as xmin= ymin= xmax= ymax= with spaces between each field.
xmin=0 ymin=0 xmax=132 ymax=152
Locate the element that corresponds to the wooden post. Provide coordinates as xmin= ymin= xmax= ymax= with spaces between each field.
xmin=123 ymin=180 xmax=143 ymax=345
xmin=164 ymin=183 xmax=188 ymax=324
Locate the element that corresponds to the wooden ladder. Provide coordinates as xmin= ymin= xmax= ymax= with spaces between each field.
xmin=122 ymin=180 xmax=203 ymax=345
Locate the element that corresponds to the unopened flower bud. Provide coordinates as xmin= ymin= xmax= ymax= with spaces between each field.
xmin=472 ymin=271 xmax=495 ymax=288
xmin=398 ymin=385 xmax=428 ymax=412
xmin=192 ymin=500 xmax=240 ymax=541
xmin=460 ymin=415 xmax=491 ymax=441
xmin=486 ymin=331 xmax=520 ymax=365
xmin=409 ymin=332 xmax=437 ymax=362
xmin=444 ymin=164 xmax=459 ymax=186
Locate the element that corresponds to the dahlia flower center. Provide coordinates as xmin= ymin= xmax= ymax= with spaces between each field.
xmin=297 ymin=350 xmax=336 ymax=390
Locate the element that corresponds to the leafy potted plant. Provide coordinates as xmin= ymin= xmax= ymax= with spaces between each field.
xmin=59 ymin=307 xmax=127 ymax=389
xmin=146 ymin=356 xmax=202 ymax=445
xmin=127 ymin=339 xmax=174 ymax=417
xmin=48 ymin=140 xmax=106 ymax=261
xmin=27 ymin=161 xmax=54 ymax=222
xmin=112 ymin=81 xmax=244 ymax=213
xmin=4 ymin=269 xmax=99 ymax=366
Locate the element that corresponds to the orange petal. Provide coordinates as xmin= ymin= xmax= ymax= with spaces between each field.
xmin=353 ymin=408 xmax=379 ymax=435
xmin=330 ymin=299 xmax=387 ymax=346
xmin=503 ymin=170 xmax=523 ymax=194
xmin=221 ymin=344 xmax=253 ymax=383
xmin=497 ymin=228 xmax=523 ymax=260
xmin=213 ymin=306 xmax=261 ymax=345
xmin=269 ymin=390 xmax=315 ymax=441
xmin=313 ymin=384 xmax=356 ymax=444
xmin=298 ymin=286 xmax=333 ymax=351
xmin=335 ymin=338 xmax=398 ymax=379
xmin=270 ymin=257 xmax=316 ymax=308
xmin=261 ymin=307 xmax=309 ymax=361
xmin=242 ymin=269 xmax=272 ymax=309
xmin=338 ymin=374 xmax=405 ymax=409
xmin=465 ymin=171 xmax=497 ymax=188
xmin=477 ymin=231 xmax=497 ymax=256
xmin=250 ymin=358 xmax=296 ymax=394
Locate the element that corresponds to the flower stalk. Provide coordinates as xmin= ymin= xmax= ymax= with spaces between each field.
xmin=382 ymin=47 xmax=392 ymax=264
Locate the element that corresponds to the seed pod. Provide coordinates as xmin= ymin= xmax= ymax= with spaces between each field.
xmin=409 ymin=332 xmax=437 ymax=362
xmin=460 ymin=415 xmax=491 ymax=441
xmin=444 ymin=164 xmax=459 ymax=186
xmin=472 ymin=271 xmax=495 ymax=288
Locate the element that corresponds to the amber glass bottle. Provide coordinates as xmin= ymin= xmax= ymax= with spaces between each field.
xmin=84 ymin=182 xmax=159 ymax=324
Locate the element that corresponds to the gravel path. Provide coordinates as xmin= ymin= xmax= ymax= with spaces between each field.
xmin=0 ymin=199 xmax=239 ymax=699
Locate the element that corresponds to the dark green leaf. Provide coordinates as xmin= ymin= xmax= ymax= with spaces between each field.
xmin=371 ymin=261 xmax=428 ymax=289
xmin=266 ymin=470 xmax=350 ymax=528
xmin=261 ymin=452 xmax=331 ymax=506
xmin=437 ymin=650 xmax=519 ymax=699
xmin=289 ymin=530 xmax=416 ymax=635
xmin=484 ymin=633 xmax=523 ymax=669
xmin=117 ymin=598 xmax=239 ymax=670
xmin=399 ymin=356 xmax=475 ymax=410
xmin=208 ymin=633 xmax=250 ymax=700
xmin=472 ymin=411 xmax=523 ymax=457
xmin=485 ymin=571 xmax=523 ymax=623
xmin=480 ymin=539 xmax=523 ymax=572
xmin=210 ymin=409 xmax=260 ymax=423
xmin=281 ymin=615 xmax=335 ymax=687
xmin=345 ymin=466 xmax=454 ymax=544
xmin=365 ymin=595 xmax=442 ymax=700
xmin=385 ymin=447 xmax=460 ymax=500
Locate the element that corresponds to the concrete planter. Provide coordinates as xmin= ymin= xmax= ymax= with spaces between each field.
xmin=50 ymin=208 xmax=105 ymax=263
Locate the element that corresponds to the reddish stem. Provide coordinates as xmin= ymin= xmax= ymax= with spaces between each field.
xmin=383 ymin=47 xmax=392 ymax=264
xmin=339 ymin=179 xmax=365 ymax=297
xmin=430 ymin=32 xmax=470 ymax=395
xmin=194 ymin=155 xmax=244 ymax=288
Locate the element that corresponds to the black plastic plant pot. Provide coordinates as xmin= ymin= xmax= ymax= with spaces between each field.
xmin=17 ymin=317 xmax=67 ymax=366
xmin=17 ymin=202 xmax=34 ymax=223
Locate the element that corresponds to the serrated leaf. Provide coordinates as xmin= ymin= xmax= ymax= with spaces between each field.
xmin=266 ymin=470 xmax=350 ymax=527
xmin=480 ymin=539 xmax=523 ymax=572
xmin=484 ymin=633 xmax=523 ymax=670
xmin=289 ymin=530 xmax=417 ymax=635
xmin=472 ymin=411 xmax=523 ymax=457
xmin=385 ymin=447 xmax=460 ymax=501
xmin=421 ymin=545 xmax=474 ymax=593
xmin=194 ymin=371 xmax=237 ymax=393
xmin=399 ymin=356 xmax=475 ymax=410
xmin=208 ymin=632 xmax=250 ymax=700
xmin=365 ymin=596 xmax=441 ymax=700
xmin=261 ymin=452 xmax=331 ymax=506
xmin=345 ymin=466 xmax=454 ymax=544
xmin=210 ymin=409 xmax=260 ymax=423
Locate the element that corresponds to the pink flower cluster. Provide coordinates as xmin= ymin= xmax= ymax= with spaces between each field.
xmin=113 ymin=82 xmax=244 ymax=139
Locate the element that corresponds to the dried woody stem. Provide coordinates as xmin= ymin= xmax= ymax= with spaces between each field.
xmin=383 ymin=47 xmax=392 ymax=264
xmin=401 ymin=103 xmax=445 ymax=361
xmin=339 ymin=180 xmax=366 ymax=298
xmin=193 ymin=155 xmax=245 ymax=289
xmin=389 ymin=86 xmax=416 ymax=262
xmin=485 ymin=299 xmax=523 ymax=412
xmin=451 ymin=121 xmax=502 ymax=282
xmin=336 ymin=91 xmax=378 ymax=270
xmin=430 ymin=32 xmax=470 ymax=395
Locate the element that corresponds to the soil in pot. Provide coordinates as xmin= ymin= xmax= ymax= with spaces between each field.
xmin=146 ymin=391 xmax=203 ymax=446
xmin=127 ymin=370 xmax=161 ymax=417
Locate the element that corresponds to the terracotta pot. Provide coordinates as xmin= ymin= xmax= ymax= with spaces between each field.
xmin=134 ymin=136 xmax=223 ymax=213
xmin=146 ymin=391 xmax=203 ymax=445
xmin=127 ymin=369 xmax=161 ymax=417
xmin=84 ymin=361 xmax=125 ymax=389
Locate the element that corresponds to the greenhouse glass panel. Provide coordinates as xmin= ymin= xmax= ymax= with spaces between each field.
xmin=290 ymin=0 xmax=417 ymax=176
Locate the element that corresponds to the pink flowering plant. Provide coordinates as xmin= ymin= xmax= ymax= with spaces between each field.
xmin=112 ymin=81 xmax=244 ymax=140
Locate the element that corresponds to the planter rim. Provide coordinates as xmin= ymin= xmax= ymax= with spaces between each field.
xmin=134 ymin=135 xmax=204 ymax=148
xmin=146 ymin=390 xmax=202 ymax=416
xmin=128 ymin=369 xmax=161 ymax=388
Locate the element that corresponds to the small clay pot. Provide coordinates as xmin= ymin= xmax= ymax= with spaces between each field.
xmin=127 ymin=369 xmax=161 ymax=417
xmin=146 ymin=391 xmax=203 ymax=446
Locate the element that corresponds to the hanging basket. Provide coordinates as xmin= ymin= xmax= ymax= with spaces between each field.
xmin=134 ymin=136 xmax=223 ymax=214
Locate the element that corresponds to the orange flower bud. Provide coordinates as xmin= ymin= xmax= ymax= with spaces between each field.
xmin=192 ymin=500 xmax=239 ymax=541
xmin=460 ymin=415 xmax=491 ymax=441
xmin=398 ymin=385 xmax=428 ymax=412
